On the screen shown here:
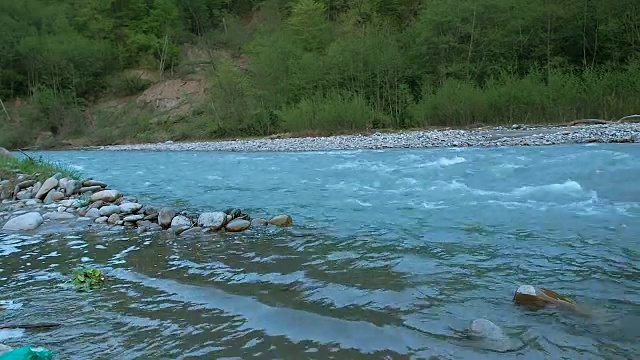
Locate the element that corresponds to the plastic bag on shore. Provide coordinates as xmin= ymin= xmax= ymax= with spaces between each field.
xmin=0 ymin=347 xmax=54 ymax=360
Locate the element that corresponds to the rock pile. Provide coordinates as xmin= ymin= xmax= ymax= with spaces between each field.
xmin=1 ymin=173 xmax=292 ymax=234
xmin=89 ymin=122 xmax=640 ymax=152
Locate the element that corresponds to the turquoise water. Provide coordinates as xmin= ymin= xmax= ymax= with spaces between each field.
xmin=1 ymin=143 xmax=639 ymax=359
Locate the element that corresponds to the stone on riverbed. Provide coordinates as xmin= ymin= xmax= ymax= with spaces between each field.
xmin=43 ymin=212 xmax=75 ymax=220
xmin=2 ymin=212 xmax=44 ymax=230
xmin=43 ymin=191 xmax=64 ymax=204
xmin=268 ymin=214 xmax=293 ymax=226
xmin=513 ymin=285 xmax=577 ymax=311
xmin=65 ymin=180 xmax=82 ymax=195
xmin=123 ymin=214 xmax=144 ymax=222
xmin=158 ymin=208 xmax=175 ymax=228
xmin=251 ymin=218 xmax=269 ymax=227
xmin=119 ymin=202 xmax=143 ymax=215
xmin=35 ymin=176 xmax=58 ymax=199
xmin=86 ymin=208 xmax=101 ymax=218
xmin=171 ymin=215 xmax=191 ymax=228
xmin=225 ymin=219 xmax=250 ymax=232
xmin=90 ymin=190 xmax=122 ymax=202
xmin=80 ymin=186 xmax=102 ymax=194
xmin=99 ymin=205 xmax=121 ymax=216
xmin=197 ymin=212 xmax=226 ymax=230
xmin=107 ymin=214 xmax=120 ymax=225
xmin=95 ymin=216 xmax=108 ymax=224
xmin=83 ymin=180 xmax=107 ymax=187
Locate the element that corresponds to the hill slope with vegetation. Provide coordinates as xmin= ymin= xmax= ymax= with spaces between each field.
xmin=1 ymin=0 xmax=639 ymax=148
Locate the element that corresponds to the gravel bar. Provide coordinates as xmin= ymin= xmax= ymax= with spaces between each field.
xmin=88 ymin=123 xmax=640 ymax=152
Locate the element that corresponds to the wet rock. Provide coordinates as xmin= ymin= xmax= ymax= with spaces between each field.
xmin=268 ymin=214 xmax=293 ymax=226
xmin=513 ymin=285 xmax=577 ymax=311
xmin=158 ymin=208 xmax=175 ymax=228
xmin=25 ymin=199 xmax=41 ymax=206
xmin=60 ymin=199 xmax=79 ymax=208
xmin=83 ymin=180 xmax=107 ymax=187
xmin=89 ymin=200 xmax=104 ymax=210
xmin=79 ymin=185 xmax=102 ymax=194
xmin=16 ymin=180 xmax=36 ymax=189
xmin=119 ymin=202 xmax=143 ymax=215
xmin=16 ymin=190 xmax=33 ymax=200
xmin=197 ymin=212 xmax=226 ymax=230
xmin=77 ymin=217 xmax=91 ymax=222
xmin=107 ymin=213 xmax=120 ymax=225
xmin=251 ymin=218 xmax=269 ymax=227
xmin=143 ymin=213 xmax=158 ymax=221
xmin=43 ymin=212 xmax=75 ymax=220
xmin=143 ymin=207 xmax=158 ymax=216
xmin=0 ymin=343 xmax=13 ymax=356
xmin=123 ymin=214 xmax=144 ymax=222
xmin=226 ymin=214 xmax=233 ymax=222
xmin=226 ymin=219 xmax=250 ymax=232
xmin=35 ymin=176 xmax=58 ymax=199
xmin=469 ymin=319 xmax=508 ymax=341
xmin=31 ymin=181 xmax=42 ymax=197
xmin=171 ymin=215 xmax=191 ymax=228
xmin=90 ymin=190 xmax=122 ymax=202
xmin=95 ymin=216 xmax=108 ymax=224
xmin=57 ymin=206 xmax=66 ymax=212
xmin=86 ymin=208 xmax=101 ymax=218
xmin=65 ymin=180 xmax=81 ymax=195
xmin=99 ymin=205 xmax=121 ymax=216
xmin=3 ymin=212 xmax=44 ymax=230
xmin=50 ymin=191 xmax=65 ymax=202
xmin=180 ymin=226 xmax=203 ymax=236
xmin=58 ymin=177 xmax=69 ymax=190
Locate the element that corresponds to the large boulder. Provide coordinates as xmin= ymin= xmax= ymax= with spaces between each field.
xmin=171 ymin=215 xmax=191 ymax=228
xmin=2 ymin=212 xmax=43 ymax=230
xmin=197 ymin=212 xmax=226 ymax=230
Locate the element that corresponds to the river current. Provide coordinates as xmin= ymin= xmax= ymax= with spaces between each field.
xmin=1 ymin=144 xmax=639 ymax=359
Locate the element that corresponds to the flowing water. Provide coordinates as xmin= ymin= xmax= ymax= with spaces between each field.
xmin=1 ymin=144 xmax=639 ymax=359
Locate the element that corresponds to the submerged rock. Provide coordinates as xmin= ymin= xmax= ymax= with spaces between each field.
xmin=3 ymin=212 xmax=44 ymax=230
xmin=466 ymin=318 xmax=523 ymax=353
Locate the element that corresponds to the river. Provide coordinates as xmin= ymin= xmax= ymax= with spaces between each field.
xmin=1 ymin=143 xmax=639 ymax=359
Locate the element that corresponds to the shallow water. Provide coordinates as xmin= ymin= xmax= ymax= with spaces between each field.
xmin=1 ymin=144 xmax=639 ymax=359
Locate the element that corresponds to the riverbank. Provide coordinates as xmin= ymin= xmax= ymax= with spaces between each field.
xmin=85 ymin=122 xmax=639 ymax=152
xmin=1 ymin=157 xmax=291 ymax=235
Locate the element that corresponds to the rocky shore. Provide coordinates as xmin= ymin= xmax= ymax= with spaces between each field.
xmin=0 ymin=172 xmax=292 ymax=235
xmin=89 ymin=122 xmax=639 ymax=152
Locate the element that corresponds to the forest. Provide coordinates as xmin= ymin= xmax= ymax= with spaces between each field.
xmin=1 ymin=0 xmax=639 ymax=147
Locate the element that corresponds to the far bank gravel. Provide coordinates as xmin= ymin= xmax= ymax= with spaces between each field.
xmin=88 ymin=123 xmax=640 ymax=152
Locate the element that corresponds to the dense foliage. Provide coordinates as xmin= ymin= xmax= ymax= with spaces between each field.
xmin=1 ymin=0 xmax=639 ymax=147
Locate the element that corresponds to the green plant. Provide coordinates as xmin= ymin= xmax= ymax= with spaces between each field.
xmin=71 ymin=267 xmax=106 ymax=291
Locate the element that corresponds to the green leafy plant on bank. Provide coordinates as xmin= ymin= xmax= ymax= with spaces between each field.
xmin=0 ymin=156 xmax=80 ymax=182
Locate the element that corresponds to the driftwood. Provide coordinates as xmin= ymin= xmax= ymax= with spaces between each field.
xmin=0 ymin=322 xmax=61 ymax=330
xmin=569 ymin=114 xmax=640 ymax=126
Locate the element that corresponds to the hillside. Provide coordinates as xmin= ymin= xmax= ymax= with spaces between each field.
xmin=1 ymin=0 xmax=640 ymax=149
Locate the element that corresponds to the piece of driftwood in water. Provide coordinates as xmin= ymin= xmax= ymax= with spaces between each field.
xmin=0 ymin=322 xmax=61 ymax=330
